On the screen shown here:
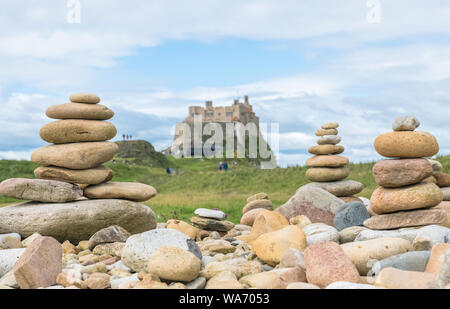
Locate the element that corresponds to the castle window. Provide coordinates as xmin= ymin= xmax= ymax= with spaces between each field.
xmin=206 ymin=112 xmax=214 ymax=117
xmin=226 ymin=112 xmax=233 ymax=117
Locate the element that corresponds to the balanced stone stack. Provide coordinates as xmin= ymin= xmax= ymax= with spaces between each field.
xmin=305 ymin=122 xmax=364 ymax=202
xmin=32 ymin=92 xmax=118 ymax=186
xmin=364 ymin=116 xmax=447 ymax=230
xmin=0 ymin=93 xmax=157 ymax=243
xmin=190 ymin=208 xmax=235 ymax=235
xmin=240 ymin=193 xmax=274 ymax=226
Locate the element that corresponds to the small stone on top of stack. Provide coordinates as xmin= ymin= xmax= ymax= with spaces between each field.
xmin=364 ymin=116 xmax=447 ymax=230
xmin=240 ymin=193 xmax=274 ymax=226
xmin=305 ymin=122 xmax=364 ymax=203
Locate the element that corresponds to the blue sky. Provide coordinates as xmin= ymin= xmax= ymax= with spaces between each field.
xmin=0 ymin=0 xmax=449 ymax=167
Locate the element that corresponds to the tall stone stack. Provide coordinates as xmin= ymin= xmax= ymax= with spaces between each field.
xmin=305 ymin=122 xmax=364 ymax=202
xmin=0 ymin=92 xmax=158 ymax=243
xmin=364 ymin=116 xmax=447 ymax=230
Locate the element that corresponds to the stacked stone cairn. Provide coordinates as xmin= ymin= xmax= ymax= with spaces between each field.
xmin=189 ymin=208 xmax=235 ymax=237
xmin=305 ymin=122 xmax=365 ymax=203
xmin=0 ymin=92 xmax=158 ymax=246
xmin=364 ymin=116 xmax=447 ymax=230
xmin=240 ymin=193 xmax=274 ymax=226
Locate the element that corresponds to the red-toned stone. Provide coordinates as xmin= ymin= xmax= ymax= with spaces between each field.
xmin=304 ymin=241 xmax=359 ymax=288
xmin=13 ymin=236 xmax=62 ymax=289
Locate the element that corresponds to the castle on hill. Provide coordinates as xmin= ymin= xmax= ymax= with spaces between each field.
xmin=183 ymin=96 xmax=259 ymax=127
xmin=170 ymin=96 xmax=277 ymax=168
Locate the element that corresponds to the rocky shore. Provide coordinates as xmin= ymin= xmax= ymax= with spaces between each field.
xmin=0 ymin=109 xmax=449 ymax=289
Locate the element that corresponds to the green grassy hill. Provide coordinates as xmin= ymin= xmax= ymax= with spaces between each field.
xmin=1 ymin=155 xmax=449 ymax=223
xmin=114 ymin=140 xmax=170 ymax=167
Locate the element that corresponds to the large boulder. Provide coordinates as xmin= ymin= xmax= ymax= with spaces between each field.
xmin=276 ymin=186 xmax=344 ymax=225
xmin=0 ymin=178 xmax=82 ymax=203
xmin=0 ymin=199 xmax=156 ymax=243
xmin=121 ymin=229 xmax=202 ymax=273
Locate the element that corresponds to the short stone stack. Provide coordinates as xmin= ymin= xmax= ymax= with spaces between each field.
xmin=190 ymin=208 xmax=235 ymax=235
xmin=305 ymin=122 xmax=364 ymax=202
xmin=0 ymin=92 xmax=158 ymax=243
xmin=364 ymin=116 xmax=447 ymax=230
xmin=240 ymin=193 xmax=274 ymax=226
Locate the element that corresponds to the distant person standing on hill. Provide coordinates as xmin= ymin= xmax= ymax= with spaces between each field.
xmin=218 ymin=162 xmax=223 ymax=171
xmin=130 ymin=135 xmax=132 ymax=140
xmin=223 ymin=162 xmax=228 ymax=172
xmin=122 ymin=134 xmax=125 ymax=141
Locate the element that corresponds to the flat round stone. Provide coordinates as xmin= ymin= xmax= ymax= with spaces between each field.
xmin=40 ymin=120 xmax=117 ymax=144
xmin=189 ymin=217 xmax=234 ymax=232
xmin=306 ymin=167 xmax=349 ymax=182
xmin=321 ymin=122 xmax=339 ymax=129
xmin=374 ymin=131 xmax=439 ymax=158
xmin=70 ymin=92 xmax=100 ymax=104
xmin=317 ymin=135 xmax=342 ymax=145
xmin=31 ymin=142 xmax=118 ymax=170
xmin=306 ymin=155 xmax=348 ymax=167
xmin=194 ymin=208 xmax=227 ymax=220
xmin=316 ymin=129 xmax=338 ymax=136
xmin=0 ymin=178 xmax=82 ymax=203
xmin=46 ymin=103 xmax=114 ymax=120
xmin=84 ymin=182 xmax=157 ymax=202
xmin=308 ymin=145 xmax=344 ymax=155
xmin=373 ymin=159 xmax=433 ymax=188
xmin=370 ymin=182 xmax=443 ymax=214
xmin=303 ymin=180 xmax=364 ymax=196
xmin=363 ymin=208 xmax=447 ymax=230
xmin=34 ymin=165 xmax=114 ymax=185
